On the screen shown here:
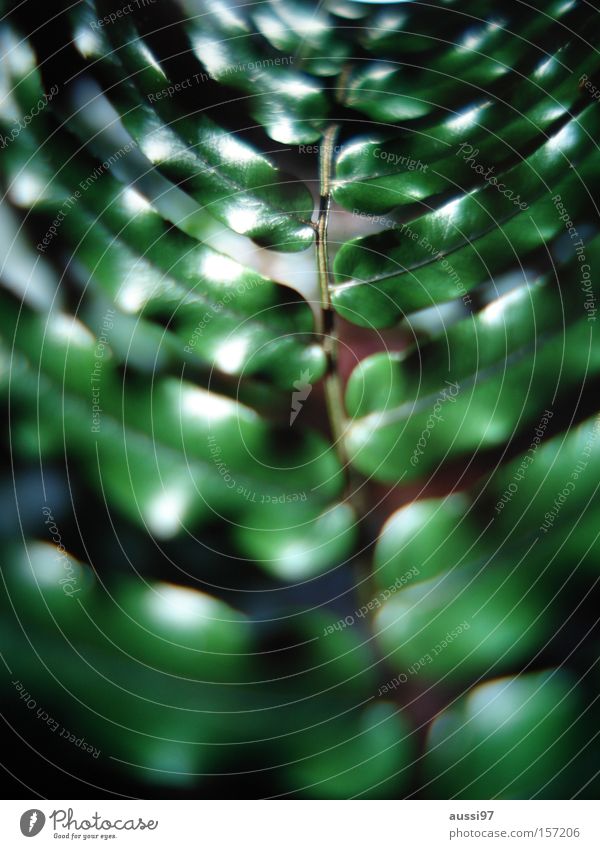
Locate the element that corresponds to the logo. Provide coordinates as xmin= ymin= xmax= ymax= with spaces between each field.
xmin=290 ymin=369 xmax=313 ymax=425
xmin=20 ymin=810 xmax=46 ymax=837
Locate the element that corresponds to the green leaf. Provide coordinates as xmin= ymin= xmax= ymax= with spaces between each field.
xmin=424 ymin=670 xmax=588 ymax=799
xmin=282 ymin=703 xmax=414 ymax=799
xmin=1 ymin=113 xmax=324 ymax=389
xmin=178 ymin=0 xmax=330 ymax=143
xmin=334 ymin=39 xmax=599 ymax=214
xmin=251 ymin=0 xmax=352 ymax=77
xmin=234 ymin=501 xmax=357 ymax=580
xmin=344 ymin=237 xmax=600 ymax=481
xmin=0 ymin=542 xmax=257 ymax=782
xmin=374 ymin=555 xmax=547 ymax=684
xmin=372 ymin=413 xmax=600 ymax=589
xmin=356 ymin=1 xmax=502 ymax=58
xmin=68 ymin=2 xmax=315 ymax=251
xmin=333 ymin=104 xmax=600 ymax=326
xmin=1 ymin=298 xmax=343 ymax=546
xmin=3 ymin=0 xmax=600 ymax=799
xmin=371 ymin=415 xmax=600 ymax=681
xmin=342 ymin=1 xmax=584 ymax=123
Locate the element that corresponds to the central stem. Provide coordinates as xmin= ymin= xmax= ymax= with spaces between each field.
xmin=316 ymin=123 xmax=349 ymax=470
xmin=316 ymin=124 xmax=373 ymax=615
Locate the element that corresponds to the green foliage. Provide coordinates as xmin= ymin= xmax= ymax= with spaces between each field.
xmin=425 ymin=671 xmax=586 ymax=799
xmin=1 ymin=0 xmax=599 ymax=799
